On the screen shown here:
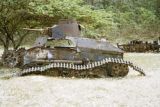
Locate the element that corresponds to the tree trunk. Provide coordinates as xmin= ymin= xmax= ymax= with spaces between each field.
xmin=3 ymin=36 xmax=10 ymax=51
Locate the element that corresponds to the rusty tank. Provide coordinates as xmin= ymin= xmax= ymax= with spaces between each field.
xmin=117 ymin=39 xmax=160 ymax=53
xmin=5 ymin=19 xmax=145 ymax=78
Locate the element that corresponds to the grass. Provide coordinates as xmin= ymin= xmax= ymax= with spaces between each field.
xmin=0 ymin=51 xmax=160 ymax=107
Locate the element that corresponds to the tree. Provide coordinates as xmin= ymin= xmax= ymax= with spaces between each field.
xmin=0 ymin=0 xmax=37 ymax=51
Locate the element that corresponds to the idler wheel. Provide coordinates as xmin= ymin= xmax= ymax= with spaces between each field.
xmin=107 ymin=63 xmax=129 ymax=77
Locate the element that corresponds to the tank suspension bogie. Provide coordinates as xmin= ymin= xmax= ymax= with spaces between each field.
xmin=10 ymin=57 xmax=145 ymax=78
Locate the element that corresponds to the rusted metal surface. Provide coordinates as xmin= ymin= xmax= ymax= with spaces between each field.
xmin=58 ymin=19 xmax=81 ymax=37
xmin=67 ymin=37 xmax=123 ymax=53
xmin=24 ymin=19 xmax=81 ymax=39
xmin=5 ymin=19 xmax=145 ymax=78
xmin=11 ymin=57 xmax=145 ymax=78
xmin=1 ymin=48 xmax=26 ymax=68
xmin=33 ymin=59 xmax=83 ymax=64
xmin=117 ymin=39 xmax=160 ymax=52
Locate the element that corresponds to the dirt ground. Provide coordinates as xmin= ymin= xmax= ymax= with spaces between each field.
xmin=0 ymin=53 xmax=160 ymax=107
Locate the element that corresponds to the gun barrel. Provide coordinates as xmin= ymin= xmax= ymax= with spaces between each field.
xmin=23 ymin=28 xmax=44 ymax=32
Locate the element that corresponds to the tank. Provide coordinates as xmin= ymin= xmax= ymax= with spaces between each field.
xmin=117 ymin=39 xmax=160 ymax=53
xmin=5 ymin=19 xmax=145 ymax=78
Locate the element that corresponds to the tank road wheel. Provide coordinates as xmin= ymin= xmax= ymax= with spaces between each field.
xmin=64 ymin=70 xmax=79 ymax=77
xmin=107 ymin=63 xmax=129 ymax=77
xmin=43 ymin=68 xmax=61 ymax=77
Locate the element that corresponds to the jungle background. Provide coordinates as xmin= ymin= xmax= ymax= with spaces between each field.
xmin=0 ymin=1 xmax=160 ymax=107
xmin=0 ymin=0 xmax=160 ymax=51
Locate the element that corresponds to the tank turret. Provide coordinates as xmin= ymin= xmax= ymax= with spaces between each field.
xmin=24 ymin=19 xmax=82 ymax=40
xmin=6 ymin=19 xmax=145 ymax=78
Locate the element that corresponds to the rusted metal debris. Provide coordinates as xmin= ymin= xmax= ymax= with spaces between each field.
xmin=117 ymin=39 xmax=160 ymax=52
xmin=2 ymin=19 xmax=145 ymax=78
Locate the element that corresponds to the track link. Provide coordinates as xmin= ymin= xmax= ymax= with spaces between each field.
xmin=10 ymin=57 xmax=145 ymax=77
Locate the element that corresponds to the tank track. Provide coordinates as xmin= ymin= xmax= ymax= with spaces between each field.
xmin=10 ymin=57 xmax=145 ymax=78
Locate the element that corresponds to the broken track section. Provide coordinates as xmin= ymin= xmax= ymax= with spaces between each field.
xmin=10 ymin=57 xmax=145 ymax=78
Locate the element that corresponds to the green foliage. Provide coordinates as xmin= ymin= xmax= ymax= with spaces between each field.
xmin=30 ymin=0 xmax=119 ymax=39
xmin=0 ymin=0 xmax=52 ymax=49
xmin=0 ymin=0 xmax=38 ymax=50
xmin=30 ymin=0 xmax=160 ymax=42
xmin=0 ymin=0 xmax=159 ymax=48
xmin=84 ymin=0 xmax=160 ymax=42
